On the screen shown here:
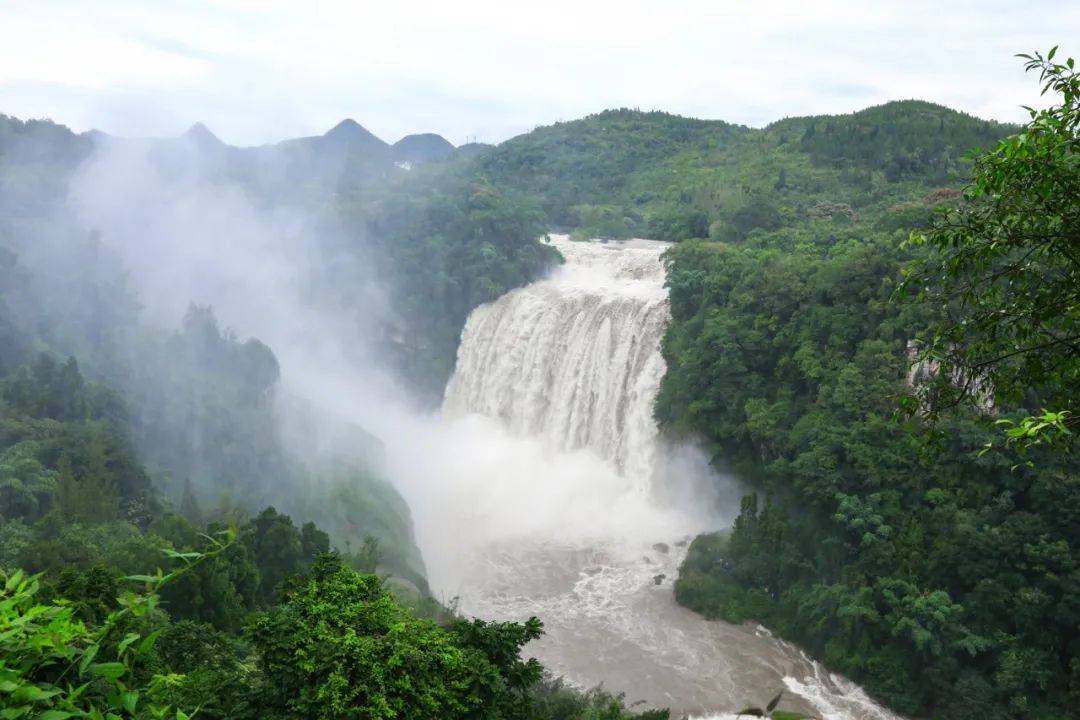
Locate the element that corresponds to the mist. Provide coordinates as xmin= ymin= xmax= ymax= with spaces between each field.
xmin=63 ymin=134 xmax=731 ymax=581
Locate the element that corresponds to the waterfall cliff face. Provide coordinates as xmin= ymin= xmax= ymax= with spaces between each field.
xmin=443 ymin=236 xmax=671 ymax=486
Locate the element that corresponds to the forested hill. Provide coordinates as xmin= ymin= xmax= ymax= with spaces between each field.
xmin=655 ymin=75 xmax=1079 ymax=720
xmin=472 ymin=109 xmax=748 ymax=232
xmin=462 ymin=101 xmax=1015 ymax=242
xmin=1 ymin=114 xmax=555 ymax=409
xmin=0 ymin=111 xmax=437 ymax=588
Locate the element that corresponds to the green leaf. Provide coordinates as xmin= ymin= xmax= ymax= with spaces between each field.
xmin=138 ymin=629 xmax=164 ymax=655
xmin=78 ymin=643 xmax=100 ymax=676
xmin=117 ymin=633 xmax=140 ymax=657
xmin=87 ymin=663 xmax=126 ymax=680
xmin=11 ymin=685 xmax=61 ymax=702
xmin=123 ymin=575 xmax=158 ymax=584
xmin=4 ymin=570 xmax=24 ymax=592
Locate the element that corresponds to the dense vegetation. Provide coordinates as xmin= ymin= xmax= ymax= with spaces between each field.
xmin=352 ymin=172 xmax=559 ymax=397
xmin=664 ymin=55 xmax=1079 ymax=718
xmin=469 ymin=102 xmax=1011 ymax=245
xmin=4 ymin=536 xmax=663 ymax=719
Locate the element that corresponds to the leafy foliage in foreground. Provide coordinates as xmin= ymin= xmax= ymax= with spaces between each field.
xmin=0 ymin=530 xmax=236 ymax=720
xmin=904 ymin=50 xmax=1079 ymax=446
xmin=2 ymin=554 xmax=664 ymax=720
xmin=247 ymin=554 xmax=542 ymax=719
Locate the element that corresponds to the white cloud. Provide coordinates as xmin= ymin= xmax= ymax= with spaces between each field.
xmin=0 ymin=0 xmax=1075 ymax=145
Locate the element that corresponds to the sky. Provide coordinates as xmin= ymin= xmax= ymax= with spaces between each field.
xmin=0 ymin=0 xmax=1076 ymax=147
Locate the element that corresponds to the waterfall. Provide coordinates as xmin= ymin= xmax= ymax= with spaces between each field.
xmin=444 ymin=235 xmax=671 ymax=486
xmin=396 ymin=233 xmax=902 ymax=720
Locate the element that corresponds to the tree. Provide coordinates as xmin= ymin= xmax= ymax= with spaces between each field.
xmin=242 ymin=507 xmax=304 ymax=603
xmin=905 ymin=49 xmax=1079 ymax=446
xmin=54 ymin=449 xmax=120 ymax=524
xmin=179 ymin=476 xmax=203 ymax=527
xmin=245 ymin=554 xmax=544 ymax=720
xmin=0 ymin=443 xmax=57 ymax=521
xmin=774 ymin=167 xmax=787 ymax=191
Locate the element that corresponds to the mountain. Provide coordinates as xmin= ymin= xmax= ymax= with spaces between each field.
xmin=181 ymin=121 xmax=226 ymax=150
xmin=765 ymin=99 xmax=1015 ymax=180
xmin=455 ymin=141 xmax=494 ymax=157
xmin=0 ymin=113 xmax=91 ymax=166
xmin=461 ymin=102 xmax=1016 ymax=240
xmin=392 ymin=132 xmax=455 ymax=163
xmin=473 ymin=109 xmax=748 ymax=230
xmin=303 ymin=118 xmax=391 ymax=157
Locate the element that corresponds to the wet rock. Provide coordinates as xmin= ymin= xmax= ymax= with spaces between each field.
xmin=653 ymin=574 xmax=665 ymax=585
xmin=652 ymin=542 xmax=669 ymax=554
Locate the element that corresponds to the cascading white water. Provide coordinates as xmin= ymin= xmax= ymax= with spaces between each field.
xmin=412 ymin=234 xmax=904 ymax=719
xmin=444 ymin=237 xmax=671 ymax=484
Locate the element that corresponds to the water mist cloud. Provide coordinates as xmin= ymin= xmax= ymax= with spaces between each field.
xmin=66 ymin=136 xmax=404 ymax=417
xmin=58 ymin=138 xmax=740 ymax=629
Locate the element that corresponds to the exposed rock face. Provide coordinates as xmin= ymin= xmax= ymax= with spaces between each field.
xmin=906 ymin=340 xmax=995 ymax=413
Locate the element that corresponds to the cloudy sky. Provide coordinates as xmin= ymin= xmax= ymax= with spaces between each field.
xmin=0 ymin=0 xmax=1075 ymax=146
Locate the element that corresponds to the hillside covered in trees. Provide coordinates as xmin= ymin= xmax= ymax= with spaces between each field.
xmin=661 ymin=56 xmax=1079 ymax=719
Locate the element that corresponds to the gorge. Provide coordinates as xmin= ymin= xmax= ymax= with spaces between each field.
xmin=392 ymin=234 xmax=905 ymax=719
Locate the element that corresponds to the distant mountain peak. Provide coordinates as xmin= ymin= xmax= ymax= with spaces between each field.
xmin=324 ymin=118 xmax=375 ymax=139
xmin=326 ymin=117 xmax=360 ymax=133
xmin=182 ymin=122 xmax=224 ymax=147
xmin=392 ymin=132 xmax=455 ymax=163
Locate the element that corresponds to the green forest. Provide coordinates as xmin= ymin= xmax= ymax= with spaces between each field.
xmin=663 ymin=54 xmax=1079 ymax=718
xmin=1 ymin=41 xmax=1077 ymax=720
